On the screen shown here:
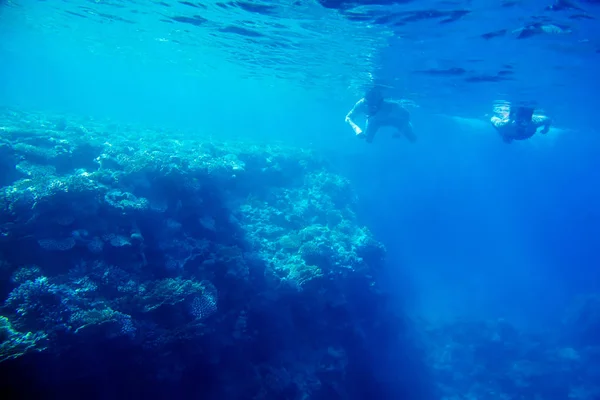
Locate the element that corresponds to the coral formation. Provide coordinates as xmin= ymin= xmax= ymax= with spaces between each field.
xmin=0 ymin=108 xmax=397 ymax=399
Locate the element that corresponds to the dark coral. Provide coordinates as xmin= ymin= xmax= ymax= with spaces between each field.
xmin=420 ymin=313 xmax=600 ymax=400
xmin=0 ymin=108 xmax=415 ymax=399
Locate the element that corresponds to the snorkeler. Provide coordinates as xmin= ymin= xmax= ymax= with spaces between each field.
xmin=490 ymin=105 xmax=552 ymax=143
xmin=345 ymin=88 xmax=416 ymax=144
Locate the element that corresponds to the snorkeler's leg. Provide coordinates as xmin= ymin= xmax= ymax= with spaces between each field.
xmin=364 ymin=119 xmax=379 ymax=143
xmin=532 ymin=114 xmax=551 ymax=134
xmin=391 ymin=120 xmax=416 ymax=143
xmin=402 ymin=121 xmax=417 ymax=143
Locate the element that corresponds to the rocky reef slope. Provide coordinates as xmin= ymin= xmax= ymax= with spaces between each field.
xmin=0 ymin=109 xmax=417 ymax=399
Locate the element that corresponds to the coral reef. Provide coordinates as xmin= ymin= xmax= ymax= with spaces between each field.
xmin=420 ymin=303 xmax=600 ymax=400
xmin=0 ymin=108 xmax=399 ymax=399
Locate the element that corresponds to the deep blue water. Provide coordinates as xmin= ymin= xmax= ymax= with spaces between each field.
xmin=1 ymin=0 xmax=600 ymax=399
xmin=345 ymin=114 xmax=600 ymax=328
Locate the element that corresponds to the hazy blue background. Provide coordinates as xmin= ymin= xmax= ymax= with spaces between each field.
xmin=1 ymin=0 xmax=599 ymax=333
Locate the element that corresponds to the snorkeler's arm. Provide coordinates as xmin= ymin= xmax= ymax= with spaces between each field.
xmin=345 ymin=99 xmax=366 ymax=134
xmin=491 ymin=115 xmax=513 ymax=142
xmin=490 ymin=115 xmax=508 ymax=130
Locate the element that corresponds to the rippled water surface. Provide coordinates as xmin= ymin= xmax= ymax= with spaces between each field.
xmin=1 ymin=0 xmax=599 ymax=128
xmin=0 ymin=0 xmax=394 ymax=96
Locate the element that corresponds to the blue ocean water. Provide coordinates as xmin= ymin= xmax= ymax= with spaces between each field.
xmin=0 ymin=0 xmax=599 ymax=399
